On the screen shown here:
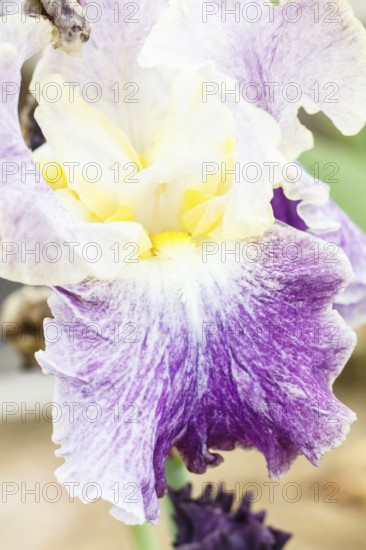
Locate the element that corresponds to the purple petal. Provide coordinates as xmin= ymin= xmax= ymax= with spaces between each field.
xmin=312 ymin=204 xmax=366 ymax=328
xmin=272 ymin=172 xmax=366 ymax=328
xmin=37 ymin=223 xmax=356 ymax=522
xmin=271 ymin=188 xmax=307 ymax=231
xmin=37 ymin=261 xmax=198 ymax=523
xmin=177 ymin=226 xmax=356 ymax=478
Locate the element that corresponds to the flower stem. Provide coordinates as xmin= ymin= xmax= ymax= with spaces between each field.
xmin=164 ymin=452 xmax=191 ymax=543
xmin=130 ymin=525 xmax=161 ymax=550
xmin=130 ymin=453 xmax=190 ymax=549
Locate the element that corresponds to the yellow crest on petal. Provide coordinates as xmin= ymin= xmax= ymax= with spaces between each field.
xmin=151 ymin=231 xmax=197 ymax=257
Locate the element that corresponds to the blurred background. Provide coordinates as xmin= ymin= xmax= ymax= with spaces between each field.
xmin=1 ymin=1 xmax=366 ymax=548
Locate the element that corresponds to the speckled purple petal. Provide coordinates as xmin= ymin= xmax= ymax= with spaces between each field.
xmin=321 ymin=207 xmax=366 ymax=328
xmin=37 ymin=223 xmax=356 ymax=522
xmin=37 ymin=260 xmax=198 ymax=524
xmin=141 ymin=0 xmax=366 ymax=158
xmin=272 ymin=172 xmax=366 ymax=328
xmin=177 ymin=226 xmax=356 ymax=478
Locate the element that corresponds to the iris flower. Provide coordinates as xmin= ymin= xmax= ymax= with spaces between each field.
xmin=1 ymin=0 xmax=366 ymax=525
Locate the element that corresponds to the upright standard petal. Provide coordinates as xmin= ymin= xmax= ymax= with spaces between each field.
xmin=0 ymin=15 xmax=151 ymax=286
xmin=37 ymin=223 xmax=356 ymax=523
xmin=32 ymin=0 xmax=171 ymax=153
xmin=0 ymin=7 xmax=280 ymax=285
xmin=32 ymin=0 xmax=284 ymax=240
xmin=141 ymin=0 xmax=366 ymax=158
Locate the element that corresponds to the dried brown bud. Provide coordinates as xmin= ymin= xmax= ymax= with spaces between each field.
xmin=26 ymin=0 xmax=91 ymax=53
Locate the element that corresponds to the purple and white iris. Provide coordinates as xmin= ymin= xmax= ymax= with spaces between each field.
xmin=1 ymin=0 xmax=366 ymax=525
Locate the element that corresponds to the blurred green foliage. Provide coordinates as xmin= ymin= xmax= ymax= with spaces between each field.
xmin=299 ymin=112 xmax=366 ymax=231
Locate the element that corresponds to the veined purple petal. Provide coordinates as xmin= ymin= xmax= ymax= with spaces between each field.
xmin=324 ymin=208 xmax=366 ymax=328
xmin=272 ymin=171 xmax=366 ymax=328
xmin=141 ymin=0 xmax=366 ymax=158
xmin=37 ymin=223 xmax=356 ymax=522
xmin=37 ymin=260 xmax=198 ymax=524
